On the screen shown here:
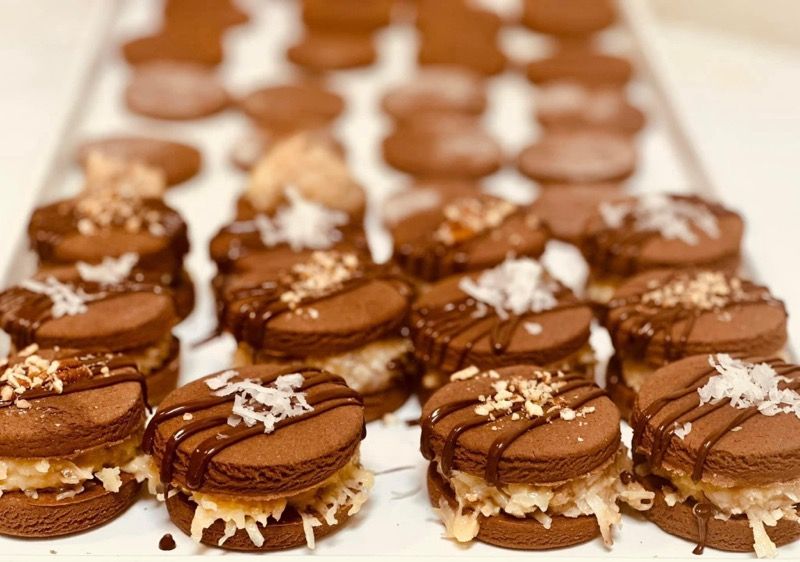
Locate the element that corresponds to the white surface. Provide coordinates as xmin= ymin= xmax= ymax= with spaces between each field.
xmin=0 ymin=0 xmax=798 ymax=559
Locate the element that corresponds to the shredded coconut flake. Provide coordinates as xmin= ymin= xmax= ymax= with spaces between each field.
xmin=76 ymin=253 xmax=139 ymax=285
xmin=673 ymin=422 xmax=692 ymax=440
xmin=524 ymin=322 xmax=543 ymax=335
xmin=20 ymin=277 xmax=97 ymax=317
xmin=450 ymin=366 xmax=480 ymax=382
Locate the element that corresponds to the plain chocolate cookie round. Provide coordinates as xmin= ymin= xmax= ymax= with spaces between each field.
xmin=287 ymin=31 xmax=377 ymax=72
xmin=238 ymin=83 xmax=344 ymax=133
xmin=526 ymin=52 xmax=633 ymax=87
xmin=521 ymin=0 xmax=616 ymax=36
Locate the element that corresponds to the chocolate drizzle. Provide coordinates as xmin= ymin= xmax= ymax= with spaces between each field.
xmin=0 ymin=280 xmax=164 ymax=347
xmin=421 ymin=371 xmax=601 ymax=486
xmin=632 ymin=357 xmax=800 ymax=482
xmin=143 ymin=366 xmax=365 ymax=490
xmin=606 ymin=270 xmax=781 ymax=363
xmin=692 ymin=502 xmax=716 ymax=555
xmin=412 ymin=285 xmax=585 ymax=371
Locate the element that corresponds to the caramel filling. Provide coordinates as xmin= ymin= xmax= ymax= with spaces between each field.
xmin=434 ymin=448 xmax=653 ymax=546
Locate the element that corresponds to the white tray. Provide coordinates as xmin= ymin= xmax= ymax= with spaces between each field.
xmin=0 ymin=0 xmax=794 ymax=560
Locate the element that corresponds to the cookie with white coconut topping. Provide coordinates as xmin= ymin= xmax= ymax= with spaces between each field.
xmin=422 ymin=364 xmax=653 ymax=549
xmin=410 ymin=257 xmax=595 ymax=399
xmin=0 ymin=347 xmax=150 ymax=537
xmin=631 ymin=354 xmax=800 ymax=557
xmin=0 ymin=275 xmax=180 ymax=404
xmin=143 ymin=364 xmax=372 ymax=551
xmin=603 ymin=269 xmax=788 ymax=419
xmin=580 ymin=193 xmax=744 ymax=303
xmin=217 ymin=250 xmax=419 ymax=422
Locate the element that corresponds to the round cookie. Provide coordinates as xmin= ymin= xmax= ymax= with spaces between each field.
xmin=535 ymin=82 xmax=645 ymax=135
xmin=631 ymin=355 xmax=800 ymax=555
xmin=121 ymin=26 xmax=225 ymax=67
xmin=526 ymin=52 xmax=633 ymax=87
xmin=530 ymin=183 xmax=623 ymax=244
xmin=521 ymin=0 xmax=616 ymax=36
xmin=517 ymin=131 xmax=636 ymax=185
xmin=125 ymin=62 xmax=229 ymax=120
xmin=302 ymin=0 xmax=393 ymax=31
xmin=77 ymin=135 xmax=202 ymax=187
xmin=238 ymin=83 xmax=344 ymax=134
xmin=381 ymin=66 xmax=487 ymax=123
xmin=386 ymin=185 xmax=549 ymax=282
xmin=163 ymin=0 xmax=250 ymax=29
xmin=383 ymin=115 xmax=503 ymax=179
xmin=287 ymin=31 xmax=377 ymax=72
xmin=0 ymin=348 xmax=147 ymax=537
xmin=144 ymin=364 xmax=371 ymax=550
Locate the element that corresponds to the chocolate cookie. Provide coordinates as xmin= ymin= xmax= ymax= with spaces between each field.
xmin=164 ymin=0 xmax=249 ymax=28
xmin=0 ymin=348 xmax=148 ymax=537
xmin=631 ymin=354 xmax=800 ymax=556
xmin=526 ymin=52 xmax=633 ymax=87
xmin=238 ymin=83 xmax=344 ymax=134
xmin=421 ymin=365 xmax=652 ymax=548
xmin=301 ymin=0 xmax=393 ymax=31
xmin=77 ymin=135 xmax=202 ymax=187
xmin=143 ymin=364 xmax=373 ymax=550
xmin=603 ymin=269 xmax=787 ymax=418
xmin=579 ymin=193 xmax=745 ymax=303
xmin=121 ymin=26 xmax=225 ymax=67
xmin=535 ymin=82 xmax=646 ymax=135
xmin=125 ymin=62 xmax=229 ymax=121
xmin=530 ymin=183 xmax=623 ymax=244
xmin=385 ymin=185 xmax=549 ymax=282
xmin=517 ymin=131 xmax=636 ymax=185
xmin=218 ymin=250 xmax=418 ymax=421
xmin=381 ymin=66 xmax=487 ymax=123
xmin=383 ymin=115 xmax=503 ymax=179
xmin=521 ymin=0 xmax=616 ymax=36
xmin=287 ymin=30 xmax=377 ymax=72
xmin=228 ymin=128 xmax=343 ymax=172
xmin=0 ymin=277 xmax=180 ymax=404
xmin=410 ymin=257 xmax=595 ymax=398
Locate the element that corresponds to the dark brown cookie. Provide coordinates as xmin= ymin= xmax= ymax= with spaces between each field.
xmin=382 ymin=115 xmax=503 ymax=179
xmin=386 ymin=185 xmax=549 ymax=282
xmin=517 ymin=131 xmax=636 ymax=184
xmin=287 ymin=30 xmax=377 ymax=72
xmin=535 ymin=83 xmax=646 ymax=135
xmin=530 ymin=183 xmax=623 ymax=244
xmin=301 ymin=0 xmax=393 ymax=31
xmin=125 ymin=62 xmax=229 ymax=121
xmin=527 ymin=52 xmax=633 ymax=87
xmin=521 ymin=0 xmax=616 ymax=36
xmin=238 ymin=83 xmax=344 ymax=133
xmin=77 ymin=135 xmax=202 ymax=187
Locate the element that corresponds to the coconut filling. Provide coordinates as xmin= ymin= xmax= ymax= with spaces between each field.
xmin=0 ymin=432 xmax=152 ymax=500
xmin=235 ymin=338 xmax=413 ymax=395
xmin=586 ymin=275 xmax=624 ymax=304
xmin=180 ymin=455 xmax=373 ymax=549
xmin=125 ymin=332 xmax=176 ymax=375
xmin=640 ymin=462 xmax=800 ymax=558
xmin=434 ymin=447 xmax=653 ymax=546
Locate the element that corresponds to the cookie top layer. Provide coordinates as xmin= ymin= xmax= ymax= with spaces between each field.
xmin=0 ymin=348 xmax=145 ymax=457
xmin=421 ymin=365 xmax=619 ymax=484
xmin=580 ymin=193 xmax=744 ymax=277
xmin=28 ymin=194 xmax=189 ymax=275
xmin=633 ymin=354 xmax=800 ymax=486
xmin=387 ymin=184 xmax=549 ymax=282
xmin=535 ymin=82 xmax=645 ymax=135
xmin=0 ymin=278 xmax=176 ymax=351
xmin=287 ymin=30 xmax=377 ymax=72
xmin=238 ymin=83 xmax=344 ymax=133
xmin=145 ymin=364 xmax=364 ymax=497
xmin=411 ymin=258 xmax=593 ymax=371
xmin=526 ymin=52 xmax=633 ymax=87
xmin=220 ymin=250 xmax=413 ymax=357
xmin=301 ymin=0 xmax=393 ymax=31
xmin=605 ymin=269 xmax=787 ymax=366
xmin=521 ymin=0 xmax=616 ymax=35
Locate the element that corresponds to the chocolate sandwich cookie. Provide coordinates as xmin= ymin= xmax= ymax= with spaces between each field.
xmin=517 ymin=131 xmax=636 ymax=185
xmin=579 ymin=193 xmax=744 ymax=303
xmin=385 ymin=184 xmax=549 ymax=283
xmin=125 ymin=62 xmax=229 ymax=121
xmin=381 ymin=66 xmax=487 ymax=123
xmin=410 ymin=257 xmax=595 ymax=399
xmin=631 ymin=354 xmax=800 ymax=557
xmin=287 ymin=30 xmax=377 ymax=72
xmin=77 ymin=135 xmax=202 ymax=187
xmin=521 ymin=0 xmax=616 ymax=36
xmin=0 ymin=347 xmax=150 ymax=537
xmin=530 ymin=183 xmax=623 ymax=245
xmin=28 ymin=190 xmax=190 ymax=281
xmin=526 ymin=52 xmax=633 ymax=87
xmin=229 ymin=128 xmax=343 ymax=172
xmin=383 ymin=114 xmax=503 ymax=179
xmin=143 ymin=364 xmax=373 ymax=550
xmin=422 ymin=365 xmax=653 ymax=548
xmin=0 ymin=276 xmax=180 ymax=404
xmin=218 ymin=250 xmax=419 ymax=422
xmin=302 ymin=0 xmax=393 ymax=31
xmin=603 ymin=269 xmax=787 ymax=419
xmin=535 ymin=82 xmax=646 ymax=135
xmin=238 ymin=83 xmax=344 ymax=134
